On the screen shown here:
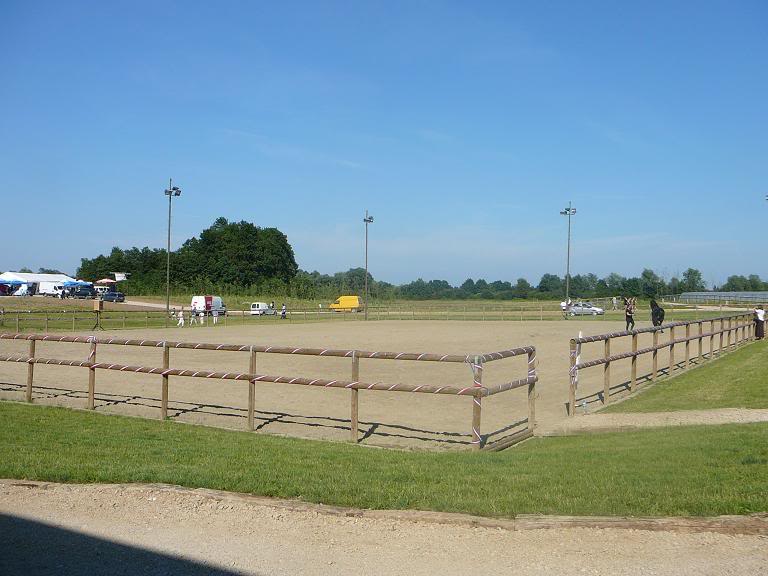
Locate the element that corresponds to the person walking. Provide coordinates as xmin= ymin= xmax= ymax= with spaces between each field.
xmin=280 ymin=303 xmax=287 ymax=320
xmin=754 ymin=305 xmax=765 ymax=340
xmin=177 ymin=308 xmax=185 ymax=327
xmin=189 ymin=309 xmax=197 ymax=325
xmin=624 ymin=297 xmax=636 ymax=331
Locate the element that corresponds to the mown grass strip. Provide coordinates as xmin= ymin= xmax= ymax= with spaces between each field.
xmin=1 ymin=402 xmax=766 ymax=517
xmin=604 ymin=339 xmax=768 ymax=413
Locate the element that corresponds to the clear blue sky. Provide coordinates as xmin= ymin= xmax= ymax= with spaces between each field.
xmin=1 ymin=1 xmax=766 ymax=287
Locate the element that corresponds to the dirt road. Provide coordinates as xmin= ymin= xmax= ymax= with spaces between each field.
xmin=1 ymin=481 xmax=765 ymax=576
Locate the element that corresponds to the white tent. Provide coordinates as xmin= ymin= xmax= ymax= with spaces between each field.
xmin=0 ymin=271 xmax=76 ymax=296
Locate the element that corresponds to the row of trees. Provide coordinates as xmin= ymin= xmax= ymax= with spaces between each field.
xmin=77 ymin=218 xmax=298 ymax=294
xmin=71 ymin=218 xmax=765 ymax=300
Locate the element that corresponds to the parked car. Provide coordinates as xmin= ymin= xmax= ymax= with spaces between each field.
xmin=101 ymin=291 xmax=125 ymax=303
xmin=70 ymin=285 xmax=97 ymax=299
xmin=250 ymin=302 xmax=276 ymax=316
xmin=568 ymin=302 xmax=605 ymax=316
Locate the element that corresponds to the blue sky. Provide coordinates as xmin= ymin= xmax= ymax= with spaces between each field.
xmin=1 ymin=1 xmax=766 ymax=287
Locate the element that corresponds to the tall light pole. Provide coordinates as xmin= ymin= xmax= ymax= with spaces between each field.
xmin=560 ymin=202 xmax=577 ymax=309
xmin=164 ymin=179 xmax=182 ymax=326
xmin=363 ymin=210 xmax=374 ymax=320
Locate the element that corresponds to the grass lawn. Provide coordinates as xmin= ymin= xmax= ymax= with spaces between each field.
xmin=1 ymin=402 xmax=766 ymax=517
xmin=604 ymin=339 xmax=768 ymax=413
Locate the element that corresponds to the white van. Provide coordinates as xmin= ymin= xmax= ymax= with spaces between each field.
xmin=190 ymin=295 xmax=227 ymax=315
xmin=250 ymin=302 xmax=276 ymax=316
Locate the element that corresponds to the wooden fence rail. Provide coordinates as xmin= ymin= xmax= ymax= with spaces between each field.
xmin=568 ymin=313 xmax=754 ymax=415
xmin=0 ymin=333 xmax=537 ymax=450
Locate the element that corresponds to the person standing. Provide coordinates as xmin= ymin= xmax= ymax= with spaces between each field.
xmin=612 ymin=296 xmax=617 ymax=311
xmin=280 ymin=303 xmax=287 ymax=320
xmin=212 ymin=309 xmax=219 ymax=325
xmin=624 ymin=297 xmax=636 ymax=331
xmin=754 ymin=305 xmax=765 ymax=340
xmin=177 ymin=308 xmax=185 ymax=327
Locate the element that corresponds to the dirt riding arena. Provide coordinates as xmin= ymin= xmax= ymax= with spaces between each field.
xmin=0 ymin=319 xmax=717 ymax=449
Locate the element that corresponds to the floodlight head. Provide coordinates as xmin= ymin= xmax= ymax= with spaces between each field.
xmin=364 ymin=215 xmax=374 ymax=223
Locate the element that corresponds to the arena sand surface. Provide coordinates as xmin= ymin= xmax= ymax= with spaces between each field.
xmin=0 ymin=319 xmax=694 ymax=449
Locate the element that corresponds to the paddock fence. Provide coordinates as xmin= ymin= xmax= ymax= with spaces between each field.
xmin=0 ymin=301 xmax=737 ymax=333
xmin=567 ymin=313 xmax=754 ymax=415
xmin=0 ymin=333 xmax=537 ymax=450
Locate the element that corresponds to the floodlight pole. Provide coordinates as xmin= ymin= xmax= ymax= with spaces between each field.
xmin=164 ymin=179 xmax=181 ymax=327
xmin=363 ymin=210 xmax=374 ymax=320
xmin=560 ymin=202 xmax=577 ymax=310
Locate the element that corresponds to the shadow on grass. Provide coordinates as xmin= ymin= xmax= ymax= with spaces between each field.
xmin=0 ymin=383 xmax=529 ymax=449
xmin=0 ymin=512 xmax=250 ymax=576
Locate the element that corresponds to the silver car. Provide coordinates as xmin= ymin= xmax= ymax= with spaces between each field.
xmin=568 ymin=302 xmax=605 ymax=316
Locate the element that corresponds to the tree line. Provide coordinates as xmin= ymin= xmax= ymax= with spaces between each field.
xmin=70 ymin=217 xmax=767 ymax=301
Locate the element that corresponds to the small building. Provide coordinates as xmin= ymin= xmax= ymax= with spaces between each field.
xmin=0 ymin=271 xmax=76 ymax=296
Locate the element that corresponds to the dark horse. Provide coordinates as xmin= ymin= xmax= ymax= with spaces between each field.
xmin=650 ymin=299 xmax=665 ymax=329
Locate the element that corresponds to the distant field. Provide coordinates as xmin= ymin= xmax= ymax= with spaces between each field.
xmin=0 ymin=295 xmax=739 ymax=333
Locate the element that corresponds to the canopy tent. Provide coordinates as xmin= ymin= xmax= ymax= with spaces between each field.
xmin=63 ymin=281 xmax=93 ymax=287
xmin=95 ymin=278 xmax=117 ymax=284
xmin=0 ymin=279 xmax=25 ymax=286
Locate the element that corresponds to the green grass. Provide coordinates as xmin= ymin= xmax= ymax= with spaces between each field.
xmin=1 ymin=402 xmax=766 ymax=517
xmin=604 ymin=339 xmax=768 ymax=413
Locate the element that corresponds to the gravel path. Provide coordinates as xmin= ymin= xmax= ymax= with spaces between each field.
xmin=1 ymin=481 xmax=766 ymax=576
xmin=539 ymin=408 xmax=768 ymax=435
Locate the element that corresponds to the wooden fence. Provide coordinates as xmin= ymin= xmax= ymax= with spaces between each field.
xmin=568 ymin=313 xmax=754 ymax=415
xmin=0 ymin=333 xmax=537 ymax=450
xmin=0 ymin=301 xmax=732 ymax=333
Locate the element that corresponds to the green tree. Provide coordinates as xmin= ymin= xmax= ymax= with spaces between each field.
xmin=680 ymin=268 xmax=706 ymax=292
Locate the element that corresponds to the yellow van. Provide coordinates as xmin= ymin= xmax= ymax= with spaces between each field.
xmin=329 ymin=295 xmax=362 ymax=312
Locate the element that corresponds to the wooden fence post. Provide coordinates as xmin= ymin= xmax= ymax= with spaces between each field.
xmin=248 ymin=346 xmax=256 ymax=431
xmin=668 ymin=326 xmax=676 ymax=375
xmin=15 ymin=314 xmax=20 ymax=333
xmin=350 ymin=351 xmax=359 ymax=443
xmin=122 ymin=313 xmax=126 ymax=329
xmin=697 ymin=322 xmax=703 ymax=363
xmin=146 ymin=312 xmax=149 ymax=328
xmin=568 ymin=339 xmax=577 ymax=416
xmin=45 ymin=314 xmax=49 ymax=333
xmin=684 ymin=324 xmax=690 ymax=369
xmin=719 ymin=318 xmax=724 ymax=356
xmin=87 ymin=339 xmax=97 ymax=410
xmin=471 ymin=355 xmax=482 ymax=448
xmin=709 ymin=320 xmax=715 ymax=360
xmin=161 ymin=342 xmax=170 ymax=419
xmin=72 ymin=313 xmax=75 ymax=331
xmin=603 ymin=338 xmax=611 ymax=404
xmin=652 ymin=330 xmax=659 ymax=380
xmin=630 ymin=333 xmax=637 ymax=392
xmin=26 ymin=338 xmax=35 ymax=403
xmin=727 ymin=317 xmax=732 ymax=350
xmin=527 ymin=350 xmax=536 ymax=432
